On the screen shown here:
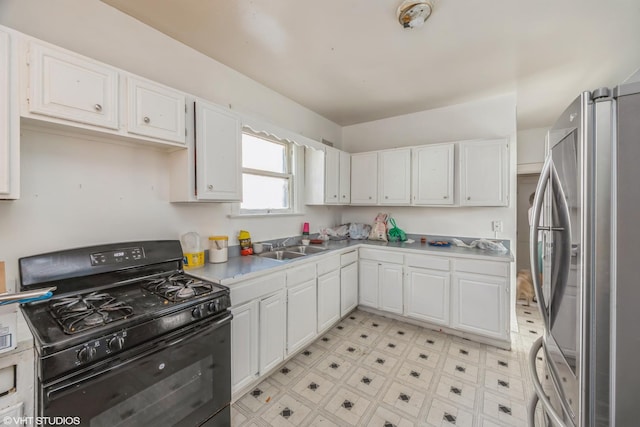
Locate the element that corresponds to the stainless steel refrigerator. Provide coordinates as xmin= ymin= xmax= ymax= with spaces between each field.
xmin=527 ymin=73 xmax=640 ymax=427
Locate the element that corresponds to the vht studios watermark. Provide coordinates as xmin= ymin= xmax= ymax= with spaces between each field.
xmin=3 ymin=417 xmax=81 ymax=426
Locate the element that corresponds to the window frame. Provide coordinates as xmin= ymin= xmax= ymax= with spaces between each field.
xmin=237 ymin=130 xmax=296 ymax=215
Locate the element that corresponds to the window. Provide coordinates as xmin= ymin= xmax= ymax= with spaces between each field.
xmin=240 ymin=132 xmax=294 ymax=213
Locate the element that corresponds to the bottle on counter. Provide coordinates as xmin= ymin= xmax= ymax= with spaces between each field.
xmin=208 ymin=236 xmax=228 ymax=263
xmin=181 ymin=232 xmax=205 ymax=269
xmin=238 ymin=230 xmax=253 ymax=256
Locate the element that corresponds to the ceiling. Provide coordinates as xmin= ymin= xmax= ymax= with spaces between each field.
xmin=101 ymin=0 xmax=640 ymax=129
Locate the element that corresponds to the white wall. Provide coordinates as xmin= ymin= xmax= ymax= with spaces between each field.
xmin=517 ymin=127 xmax=547 ymax=170
xmin=0 ymin=0 xmax=342 ymax=290
xmin=341 ymin=94 xmax=518 ymax=242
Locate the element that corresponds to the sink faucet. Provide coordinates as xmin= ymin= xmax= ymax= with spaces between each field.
xmin=276 ymin=237 xmax=292 ymax=249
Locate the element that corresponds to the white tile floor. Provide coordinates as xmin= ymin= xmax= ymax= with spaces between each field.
xmin=232 ymin=302 xmax=544 ymax=426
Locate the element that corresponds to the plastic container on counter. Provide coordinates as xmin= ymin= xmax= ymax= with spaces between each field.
xmin=181 ymin=232 xmax=205 ymax=269
xmin=208 ymin=236 xmax=229 ymax=263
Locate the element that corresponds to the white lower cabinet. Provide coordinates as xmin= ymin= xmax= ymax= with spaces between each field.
xmin=379 ymin=263 xmax=403 ymax=314
xmin=259 ymin=291 xmax=286 ymax=374
xmin=358 ymin=259 xmax=403 ymax=314
xmin=287 ymin=279 xmax=317 ymax=355
xmin=230 ymin=300 xmax=259 ymax=393
xmin=340 ymin=261 xmax=358 ymax=316
xmin=317 ymin=270 xmax=340 ymax=333
xmin=405 ymin=267 xmax=450 ymax=325
xmin=451 ymin=272 xmax=508 ymax=340
xmin=358 ymin=259 xmax=379 ymax=308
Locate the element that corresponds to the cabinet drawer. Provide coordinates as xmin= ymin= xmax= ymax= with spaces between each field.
xmin=453 ymin=259 xmax=508 ymax=277
xmin=317 ymin=255 xmax=340 ymax=276
xmin=359 ymin=248 xmax=403 ymax=264
xmin=230 ymin=272 xmax=285 ymax=306
xmin=340 ymin=250 xmax=358 ymax=266
xmin=286 ymin=263 xmax=317 ymax=287
xmin=405 ymin=254 xmax=450 ymax=271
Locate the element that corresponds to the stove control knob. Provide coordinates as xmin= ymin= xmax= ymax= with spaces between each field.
xmin=108 ymin=336 xmax=125 ymax=352
xmin=77 ymin=345 xmax=97 ymax=363
xmin=207 ymin=300 xmax=220 ymax=313
xmin=192 ymin=306 xmax=205 ymax=319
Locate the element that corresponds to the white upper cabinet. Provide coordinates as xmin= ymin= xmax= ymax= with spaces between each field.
xmin=195 ymin=99 xmax=242 ymax=201
xmin=28 ymin=42 xmax=119 ymax=129
xmin=350 ymin=152 xmax=378 ymax=204
xmin=378 ymin=148 xmax=411 ymax=205
xmin=324 ymin=146 xmax=340 ymax=204
xmin=459 ymin=139 xmax=509 ymax=206
xmin=412 ymin=143 xmax=454 ymax=205
xmin=0 ymin=29 xmax=19 ymax=200
xmin=305 ymin=146 xmax=350 ymax=205
xmin=339 ymin=150 xmax=351 ymax=203
xmin=126 ymin=76 xmax=186 ymax=144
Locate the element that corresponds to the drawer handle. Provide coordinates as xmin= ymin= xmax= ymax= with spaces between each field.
xmin=143 ymin=116 xmax=151 ymax=124
xmin=94 ymin=104 xmax=102 ymax=112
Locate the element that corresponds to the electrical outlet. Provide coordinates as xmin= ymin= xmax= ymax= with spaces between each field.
xmin=492 ymin=220 xmax=503 ymax=233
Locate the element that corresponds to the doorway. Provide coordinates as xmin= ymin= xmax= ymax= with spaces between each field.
xmin=516 ymin=174 xmax=540 ymax=272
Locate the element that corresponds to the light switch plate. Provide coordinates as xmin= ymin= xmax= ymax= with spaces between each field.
xmin=492 ymin=220 xmax=503 ymax=233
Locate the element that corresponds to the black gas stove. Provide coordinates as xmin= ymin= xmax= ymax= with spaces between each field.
xmin=19 ymin=240 xmax=231 ymax=427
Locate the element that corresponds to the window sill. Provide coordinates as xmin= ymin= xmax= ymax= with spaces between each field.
xmin=227 ymin=212 xmax=306 ymax=219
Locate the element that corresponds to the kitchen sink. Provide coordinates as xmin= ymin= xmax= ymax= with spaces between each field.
xmin=282 ymin=245 xmax=327 ymax=254
xmin=258 ymin=250 xmax=307 ymax=261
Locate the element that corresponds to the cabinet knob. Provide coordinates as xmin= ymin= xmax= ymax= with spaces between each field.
xmin=368 ymin=196 xmax=372 ymax=199
xmin=467 ymin=196 xmax=471 ymax=200
xmin=385 ymin=196 xmax=389 ymax=199
xmin=94 ymin=104 xmax=102 ymax=112
xmin=443 ymin=196 xmax=448 ymax=199
xmin=342 ymin=195 xmax=346 ymax=198
xmin=143 ymin=116 xmax=150 ymax=124
xmin=334 ymin=195 xmax=337 ymax=198
xmin=207 ymin=184 xmax=213 ymax=190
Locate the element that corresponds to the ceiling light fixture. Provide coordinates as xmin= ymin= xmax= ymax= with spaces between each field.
xmin=397 ymin=0 xmax=434 ymax=29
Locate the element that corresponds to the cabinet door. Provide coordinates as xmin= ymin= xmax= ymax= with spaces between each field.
xmin=287 ymin=279 xmax=317 ymax=355
xmin=0 ymin=29 xmax=18 ymax=199
xmin=324 ymin=147 xmax=340 ymax=204
xmin=378 ymin=149 xmax=411 ymax=205
xmin=451 ymin=272 xmax=508 ymax=340
xmin=127 ymin=76 xmax=186 ymax=143
xmin=340 ymin=262 xmax=358 ymax=316
xmin=195 ymin=100 xmax=242 ymax=201
xmin=350 ymin=153 xmax=378 ymax=204
xmin=29 ymin=43 xmax=119 ymax=129
xmin=412 ymin=144 xmax=454 ymax=205
xmin=405 ymin=267 xmax=450 ymax=325
xmin=379 ymin=263 xmax=403 ymax=314
xmin=339 ymin=151 xmax=351 ymax=204
xmin=358 ymin=259 xmax=379 ymax=308
xmin=460 ymin=139 xmax=509 ymax=206
xmin=317 ymin=270 xmax=341 ymax=332
xmin=231 ymin=300 xmax=259 ymax=393
xmin=259 ymin=291 xmax=286 ymax=374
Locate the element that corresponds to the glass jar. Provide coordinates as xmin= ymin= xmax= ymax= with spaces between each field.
xmin=208 ymin=236 xmax=228 ymax=263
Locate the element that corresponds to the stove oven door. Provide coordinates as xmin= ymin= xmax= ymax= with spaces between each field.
xmin=41 ymin=313 xmax=231 ymax=427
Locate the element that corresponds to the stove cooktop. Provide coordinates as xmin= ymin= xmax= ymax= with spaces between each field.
xmin=21 ymin=272 xmax=229 ymax=355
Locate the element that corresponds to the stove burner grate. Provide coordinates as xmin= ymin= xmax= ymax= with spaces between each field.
xmin=50 ymin=292 xmax=134 ymax=334
xmin=143 ymin=273 xmax=215 ymax=302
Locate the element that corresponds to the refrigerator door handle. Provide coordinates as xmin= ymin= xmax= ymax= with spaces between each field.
xmin=531 ymin=157 xmax=552 ymax=330
xmin=528 ymin=337 xmax=570 ymax=427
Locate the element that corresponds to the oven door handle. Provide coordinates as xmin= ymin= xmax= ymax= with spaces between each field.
xmin=45 ymin=312 xmax=232 ymax=403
